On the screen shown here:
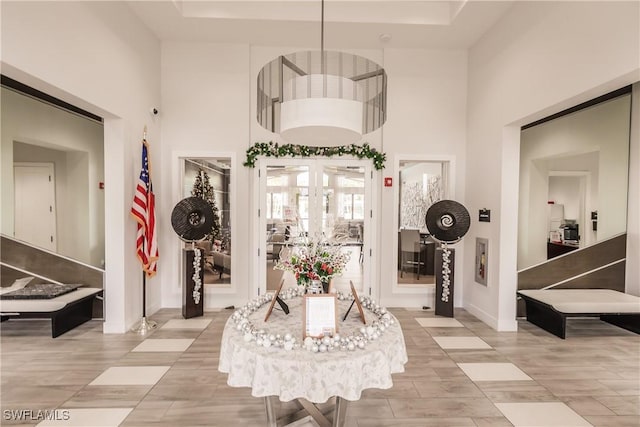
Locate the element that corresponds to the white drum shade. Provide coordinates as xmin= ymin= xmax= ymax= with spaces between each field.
xmin=257 ymin=51 xmax=386 ymax=146
xmin=280 ymin=74 xmax=364 ymax=145
xmin=280 ymin=99 xmax=362 ymax=145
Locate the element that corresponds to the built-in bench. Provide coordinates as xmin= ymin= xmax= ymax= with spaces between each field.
xmin=517 ymin=289 xmax=640 ymax=339
xmin=0 ymin=287 xmax=102 ymax=337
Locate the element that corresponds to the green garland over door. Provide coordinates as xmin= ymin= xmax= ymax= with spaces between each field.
xmin=243 ymin=141 xmax=386 ymax=170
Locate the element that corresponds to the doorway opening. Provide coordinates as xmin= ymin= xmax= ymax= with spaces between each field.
xmin=396 ymin=159 xmax=450 ymax=286
xmin=14 ymin=162 xmax=57 ymax=252
xmin=258 ymin=159 xmax=373 ymax=296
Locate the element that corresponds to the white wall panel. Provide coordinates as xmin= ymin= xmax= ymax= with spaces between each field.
xmin=160 ymin=42 xmax=250 ymax=309
xmin=380 ymin=48 xmax=467 ymax=307
xmin=1 ymin=1 xmax=161 ymax=332
xmin=466 ymin=1 xmax=640 ymax=330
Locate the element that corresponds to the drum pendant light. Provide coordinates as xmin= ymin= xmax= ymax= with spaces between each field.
xmin=257 ymin=0 xmax=387 ymax=146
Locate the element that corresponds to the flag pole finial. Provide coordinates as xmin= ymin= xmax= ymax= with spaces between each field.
xmin=143 ymin=125 xmax=147 ymax=141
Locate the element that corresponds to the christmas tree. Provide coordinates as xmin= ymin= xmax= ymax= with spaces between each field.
xmin=191 ymin=169 xmax=221 ymax=243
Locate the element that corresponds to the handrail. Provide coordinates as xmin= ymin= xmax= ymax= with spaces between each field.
xmin=1 ymin=233 xmax=104 ymax=273
xmin=540 ymin=259 xmax=626 ymax=290
xmin=517 ymin=232 xmax=627 ymax=273
xmin=1 ymin=261 xmax=64 ymax=285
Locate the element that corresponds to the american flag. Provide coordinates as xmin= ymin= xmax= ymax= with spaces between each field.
xmin=131 ymin=139 xmax=158 ymax=276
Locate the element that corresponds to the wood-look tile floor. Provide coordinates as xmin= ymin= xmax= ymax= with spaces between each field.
xmin=1 ymin=308 xmax=639 ymax=426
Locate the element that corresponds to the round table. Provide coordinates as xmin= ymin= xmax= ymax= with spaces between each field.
xmin=218 ymin=293 xmax=407 ymax=426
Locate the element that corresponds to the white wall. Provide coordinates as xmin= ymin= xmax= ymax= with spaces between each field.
xmin=159 ymin=43 xmax=468 ymax=309
xmin=160 ymin=42 xmax=250 ymax=309
xmin=3 ymin=1 xmax=638 ymax=333
xmin=2 ymin=1 xmax=470 ymax=324
xmin=1 ymin=1 xmax=161 ymax=332
xmin=380 ymin=48 xmax=467 ymax=308
xmin=549 ymin=177 xmax=581 ymax=221
xmin=2 ymin=87 xmax=104 ymax=267
xmin=466 ymin=1 xmax=640 ymax=330
xmin=627 ymin=83 xmax=640 ymax=297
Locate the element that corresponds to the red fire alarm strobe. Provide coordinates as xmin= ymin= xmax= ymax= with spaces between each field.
xmin=384 ymin=177 xmax=393 ymax=187
xmin=99 ymin=182 xmax=104 ymax=189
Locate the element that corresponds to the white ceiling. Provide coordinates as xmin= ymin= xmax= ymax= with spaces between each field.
xmin=127 ymin=1 xmax=514 ymax=49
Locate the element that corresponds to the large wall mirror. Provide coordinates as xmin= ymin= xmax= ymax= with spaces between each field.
xmin=518 ymin=90 xmax=631 ymax=269
xmin=397 ymin=159 xmax=450 ymax=285
xmin=180 ymin=157 xmax=232 ymax=286
xmin=0 ymin=82 xmax=105 ymax=269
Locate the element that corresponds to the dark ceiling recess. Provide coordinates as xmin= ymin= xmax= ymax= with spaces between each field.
xmin=1 ymin=74 xmax=103 ymax=123
xmin=521 ymin=85 xmax=632 ymax=131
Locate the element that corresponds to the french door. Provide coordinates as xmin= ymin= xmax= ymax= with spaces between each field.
xmin=257 ymin=158 xmax=373 ymax=297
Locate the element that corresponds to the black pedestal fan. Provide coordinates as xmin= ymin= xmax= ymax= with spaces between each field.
xmin=425 ymin=200 xmax=471 ymax=317
xmin=171 ymin=197 xmax=214 ymax=318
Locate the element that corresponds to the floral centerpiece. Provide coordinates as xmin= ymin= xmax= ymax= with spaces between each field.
xmin=274 ymin=234 xmax=351 ymax=291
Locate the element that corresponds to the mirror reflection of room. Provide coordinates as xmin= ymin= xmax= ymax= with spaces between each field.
xmin=519 ymin=92 xmax=630 ymax=268
xmin=1 ymin=84 xmax=105 ymax=270
xmin=546 ymin=174 xmax=586 ymax=258
xmin=182 ymin=158 xmax=231 ymax=286
xmin=397 ymin=160 xmax=448 ymax=285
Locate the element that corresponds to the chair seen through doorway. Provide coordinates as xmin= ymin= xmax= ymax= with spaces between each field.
xmin=400 ymin=229 xmax=423 ymax=279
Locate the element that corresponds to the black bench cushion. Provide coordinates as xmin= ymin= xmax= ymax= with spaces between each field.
xmin=1 ymin=283 xmax=80 ymax=300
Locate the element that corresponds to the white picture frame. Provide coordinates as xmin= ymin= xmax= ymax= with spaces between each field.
xmin=303 ymin=294 xmax=338 ymax=338
xmin=475 ymin=237 xmax=488 ymax=286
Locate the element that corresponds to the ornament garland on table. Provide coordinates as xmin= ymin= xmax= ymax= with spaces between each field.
xmin=243 ymin=141 xmax=386 ymax=170
xmin=274 ymin=234 xmax=351 ymax=289
xmin=229 ymin=288 xmax=395 ymax=354
xmin=192 ymin=248 xmax=202 ymax=305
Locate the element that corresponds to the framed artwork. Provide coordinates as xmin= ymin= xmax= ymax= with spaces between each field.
xmin=264 ymin=279 xmax=284 ymax=322
xmin=303 ymin=294 xmax=338 ymax=338
xmin=342 ymin=281 xmax=366 ymax=324
xmin=475 ymin=238 xmax=488 ymax=286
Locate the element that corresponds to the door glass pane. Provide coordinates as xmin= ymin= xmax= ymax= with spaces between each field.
xmin=353 ymin=194 xmax=365 ymax=219
xmin=297 ymin=187 xmax=309 ymax=233
xmin=182 ymin=157 xmax=232 ymax=286
xmin=264 ymin=162 xmax=366 ymax=294
xmin=397 ymin=160 xmax=447 ymax=285
xmin=266 ymin=165 xmax=309 ymax=291
xmin=324 ymin=165 xmax=365 ymax=292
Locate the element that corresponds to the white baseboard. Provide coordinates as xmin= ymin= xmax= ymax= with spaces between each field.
xmin=464 ymin=302 xmax=499 ymax=330
xmin=498 ymin=317 xmax=519 ymax=332
xmin=381 ymin=289 xmax=435 ymax=309
xmin=147 ymin=302 xmax=161 ymax=316
xmin=162 ymin=290 xmax=241 ymax=311
xmin=204 ymin=292 xmax=241 ymax=309
xmin=464 ymin=302 xmax=518 ymax=331
xmin=102 ymin=321 xmax=126 ymax=334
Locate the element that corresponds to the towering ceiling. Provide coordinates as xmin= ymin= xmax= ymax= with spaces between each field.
xmin=127 ymin=1 xmax=514 ymax=48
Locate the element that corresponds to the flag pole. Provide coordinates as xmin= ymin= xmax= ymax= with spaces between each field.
xmin=142 ymin=269 xmax=146 ymax=318
xmin=131 ymin=125 xmax=157 ymax=335
xmin=131 ymin=247 xmax=157 ymax=334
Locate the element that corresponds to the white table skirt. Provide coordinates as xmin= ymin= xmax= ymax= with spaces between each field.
xmin=218 ymin=296 xmax=408 ymax=403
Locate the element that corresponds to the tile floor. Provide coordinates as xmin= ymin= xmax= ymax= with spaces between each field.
xmin=131 ymin=339 xmax=195 ymax=353
xmin=1 ymin=308 xmax=638 ymax=426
